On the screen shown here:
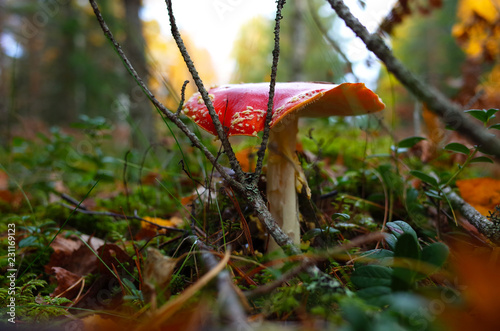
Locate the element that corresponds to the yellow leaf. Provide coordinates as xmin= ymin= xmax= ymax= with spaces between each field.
xmin=136 ymin=216 xmax=184 ymax=240
xmin=456 ymin=0 xmax=500 ymax=25
xmin=453 ymin=0 xmax=500 ymax=58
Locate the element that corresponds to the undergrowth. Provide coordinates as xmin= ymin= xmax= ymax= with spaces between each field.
xmin=0 ymin=111 xmax=499 ymax=330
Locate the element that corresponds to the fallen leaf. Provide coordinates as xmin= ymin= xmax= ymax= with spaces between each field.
xmin=96 ymin=244 xmax=135 ymax=278
xmin=136 ymin=216 xmax=184 ymax=240
xmin=456 ymin=177 xmax=500 ymax=216
xmin=143 ymin=247 xmax=178 ymax=303
xmin=441 ymin=242 xmax=500 ymax=330
xmin=45 ymin=236 xmax=99 ymax=277
xmin=50 ymin=266 xmax=81 ymax=299
xmin=144 ymin=247 xmax=177 ymax=288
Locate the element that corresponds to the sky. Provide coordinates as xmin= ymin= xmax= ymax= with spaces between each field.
xmin=142 ymin=0 xmax=397 ymax=85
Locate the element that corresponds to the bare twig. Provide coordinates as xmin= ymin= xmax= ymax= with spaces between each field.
xmin=245 ymin=232 xmax=385 ymax=298
xmin=443 ymin=187 xmax=500 ymax=245
xmin=59 ymin=202 xmax=185 ymax=233
xmin=308 ymin=0 xmax=356 ymax=80
xmin=165 ymin=0 xmax=246 ymax=184
xmin=89 ymin=0 xmax=344 ymax=288
xmin=60 ymin=193 xmax=88 ymax=210
xmin=175 ymin=80 xmax=190 ymax=116
xmin=188 ymin=236 xmax=249 ymax=328
xmin=326 ymin=0 xmax=500 ymax=159
xmin=252 ymin=0 xmax=287 ymax=185
xmin=88 ymin=0 xmax=244 ymax=192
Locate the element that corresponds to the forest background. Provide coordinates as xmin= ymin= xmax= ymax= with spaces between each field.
xmin=1 ymin=0 xmax=500 ymax=330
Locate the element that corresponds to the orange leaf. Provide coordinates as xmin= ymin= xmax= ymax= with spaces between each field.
xmin=441 ymin=242 xmax=500 ymax=330
xmin=235 ymin=146 xmax=259 ymax=172
xmin=456 ymin=177 xmax=500 ymax=216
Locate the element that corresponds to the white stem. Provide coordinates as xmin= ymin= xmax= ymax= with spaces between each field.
xmin=266 ymin=117 xmax=301 ymax=251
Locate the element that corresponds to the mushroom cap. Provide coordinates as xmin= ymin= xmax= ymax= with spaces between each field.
xmin=182 ymin=82 xmax=385 ymax=137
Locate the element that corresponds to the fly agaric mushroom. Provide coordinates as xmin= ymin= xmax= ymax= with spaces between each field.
xmin=183 ymin=82 xmax=384 ymax=251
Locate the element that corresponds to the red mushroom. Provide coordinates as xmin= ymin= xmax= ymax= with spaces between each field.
xmin=183 ymin=82 xmax=385 ymax=251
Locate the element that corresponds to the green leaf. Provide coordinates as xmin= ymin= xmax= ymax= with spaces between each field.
xmin=351 ymin=265 xmax=393 ymax=289
xmin=385 ymin=220 xmax=418 ymax=248
xmin=385 ymin=221 xmax=418 ymax=250
xmin=469 ymin=156 xmax=494 ymax=164
xmin=397 ymin=136 xmax=426 ymax=148
xmin=420 ymin=242 xmax=449 ymax=274
xmin=486 ymin=108 xmax=498 ymax=119
xmin=19 ymin=236 xmax=39 ymax=248
xmin=355 ymin=249 xmax=394 ymax=267
xmin=409 ymin=170 xmax=439 ymax=187
xmin=424 ymin=189 xmax=443 ymax=199
xmin=477 ymin=145 xmax=497 ymax=155
xmin=331 ymin=213 xmax=350 ymax=221
xmin=302 ymin=227 xmax=339 ymax=241
xmin=392 ymin=233 xmax=421 ymax=291
xmin=465 ymin=109 xmax=488 ymax=124
xmin=489 ymin=123 xmax=500 ymax=130
xmin=393 ymin=233 xmax=421 ymax=261
xmin=356 ymin=286 xmax=392 ymax=306
xmin=340 ymin=301 xmax=371 ymax=331
xmin=444 ymin=143 xmax=470 ymax=155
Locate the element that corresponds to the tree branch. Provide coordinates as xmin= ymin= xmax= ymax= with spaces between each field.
xmin=308 ymin=0 xmax=356 ymax=80
xmin=165 ymin=0 xmax=247 ymax=184
xmin=89 ymin=0 xmax=343 ymax=291
xmin=443 ymin=187 xmax=500 ymax=245
xmin=326 ymin=0 xmax=500 ymax=160
xmin=88 ymin=0 xmax=244 ymax=192
xmin=188 ymin=236 xmax=249 ymax=328
xmin=252 ymin=0 xmax=286 ymax=185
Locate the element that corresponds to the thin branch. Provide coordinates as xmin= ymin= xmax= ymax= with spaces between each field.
xmin=88 ymin=0 xmax=244 ymax=192
xmin=443 ymin=187 xmax=500 ymax=245
xmin=89 ymin=0 xmax=344 ymax=288
xmin=252 ymin=0 xmax=287 ymax=185
xmin=245 ymin=232 xmax=385 ymax=298
xmin=308 ymin=0 xmax=356 ymax=80
xmin=59 ymin=203 xmax=186 ymax=233
xmin=187 ymin=236 xmax=249 ymax=328
xmin=326 ymin=0 xmax=500 ymax=160
xmin=164 ymin=0 xmax=246 ymax=184
xmin=175 ymin=80 xmax=189 ymax=116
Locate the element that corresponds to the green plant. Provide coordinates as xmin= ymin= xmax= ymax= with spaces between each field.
xmin=0 ymin=273 xmax=71 ymax=323
xmin=351 ymin=221 xmax=448 ymax=298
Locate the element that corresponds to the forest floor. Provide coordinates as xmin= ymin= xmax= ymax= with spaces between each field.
xmin=1 ymin=114 xmax=500 ymax=331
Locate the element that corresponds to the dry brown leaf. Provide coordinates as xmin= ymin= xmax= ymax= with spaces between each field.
xmin=144 ymin=247 xmax=178 ymax=289
xmin=50 ymin=267 xmax=81 ymax=299
xmin=96 ymin=244 xmax=135 ymax=278
xmin=143 ymin=247 xmax=178 ymax=304
xmin=45 ymin=236 xmax=99 ymax=277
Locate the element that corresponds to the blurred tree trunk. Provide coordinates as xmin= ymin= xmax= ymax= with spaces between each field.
xmin=123 ymin=0 xmax=155 ymax=148
xmin=290 ymin=0 xmax=307 ymax=81
xmin=0 ymin=6 xmax=7 ymax=145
